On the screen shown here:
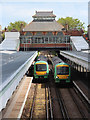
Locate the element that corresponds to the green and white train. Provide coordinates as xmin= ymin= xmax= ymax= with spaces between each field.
xmin=51 ymin=56 xmax=71 ymax=84
xmin=34 ymin=55 xmax=49 ymax=80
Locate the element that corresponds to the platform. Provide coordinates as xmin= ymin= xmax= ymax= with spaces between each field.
xmin=0 ymin=51 xmax=35 ymax=84
xmin=60 ymin=51 xmax=90 ymax=71
xmin=0 ymin=51 xmax=38 ymax=111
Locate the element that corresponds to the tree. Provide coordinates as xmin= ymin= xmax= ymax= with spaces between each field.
xmin=57 ymin=17 xmax=85 ymax=31
xmin=7 ymin=21 xmax=27 ymax=31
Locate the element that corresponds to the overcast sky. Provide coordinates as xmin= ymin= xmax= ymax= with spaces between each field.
xmin=0 ymin=0 xmax=89 ymax=30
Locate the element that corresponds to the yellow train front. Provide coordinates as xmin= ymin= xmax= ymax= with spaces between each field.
xmin=34 ymin=55 xmax=49 ymax=80
xmin=51 ymin=56 xmax=71 ymax=84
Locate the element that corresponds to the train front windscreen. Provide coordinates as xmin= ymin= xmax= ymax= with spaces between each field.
xmin=56 ymin=66 xmax=69 ymax=75
xmin=36 ymin=64 xmax=47 ymax=71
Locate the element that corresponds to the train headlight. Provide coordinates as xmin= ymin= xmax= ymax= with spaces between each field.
xmin=56 ymin=76 xmax=58 ymax=78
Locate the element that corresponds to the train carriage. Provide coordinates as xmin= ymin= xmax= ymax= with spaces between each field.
xmin=34 ymin=55 xmax=49 ymax=80
xmin=51 ymin=56 xmax=71 ymax=84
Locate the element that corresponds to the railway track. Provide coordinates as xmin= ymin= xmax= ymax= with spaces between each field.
xmin=70 ymin=83 xmax=89 ymax=118
xmin=55 ymin=87 xmax=70 ymax=120
xmin=29 ymin=84 xmax=38 ymax=120
xmin=59 ymin=86 xmax=89 ymax=119
xmin=49 ymin=72 xmax=88 ymax=119
xmin=29 ymin=83 xmax=53 ymax=120
xmin=21 ymin=52 xmax=89 ymax=119
xmin=68 ymin=88 xmax=88 ymax=119
xmin=73 ymin=81 xmax=90 ymax=108
xmin=45 ymin=85 xmax=54 ymax=120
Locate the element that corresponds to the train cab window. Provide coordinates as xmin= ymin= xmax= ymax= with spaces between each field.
xmin=36 ymin=64 xmax=47 ymax=71
xmin=56 ymin=66 xmax=69 ymax=75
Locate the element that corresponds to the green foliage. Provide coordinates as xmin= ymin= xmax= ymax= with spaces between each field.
xmin=84 ymin=30 xmax=87 ymax=34
xmin=7 ymin=21 xmax=27 ymax=31
xmin=57 ymin=17 xmax=85 ymax=30
xmin=1 ymin=32 xmax=5 ymax=40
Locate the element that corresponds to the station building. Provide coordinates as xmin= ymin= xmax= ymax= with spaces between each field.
xmin=20 ymin=11 xmax=71 ymax=50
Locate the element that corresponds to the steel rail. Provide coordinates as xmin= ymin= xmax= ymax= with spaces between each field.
xmin=45 ymin=86 xmax=49 ymax=120
xmin=73 ymin=81 xmax=90 ymax=105
xmin=73 ymin=84 xmax=90 ymax=112
xmin=68 ymin=88 xmax=86 ymax=119
xmin=45 ymin=84 xmax=54 ymax=120
xmin=47 ymin=86 xmax=54 ymax=120
xmin=55 ymin=88 xmax=70 ymax=120
xmin=29 ymin=84 xmax=37 ymax=120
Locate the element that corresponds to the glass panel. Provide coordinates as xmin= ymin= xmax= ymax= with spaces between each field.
xmin=53 ymin=37 xmax=56 ymax=43
xmin=27 ymin=40 xmax=30 ymax=43
xmin=49 ymin=37 xmax=53 ymax=43
xmin=32 ymin=37 xmax=34 ymax=43
xmin=65 ymin=36 xmax=70 ymax=43
xmin=38 ymin=38 xmax=41 ymax=43
xmin=57 ymin=37 xmax=60 ymax=43
xmin=63 ymin=37 xmax=66 ymax=43
xmin=36 ymin=64 xmax=47 ymax=71
xmin=56 ymin=66 xmax=69 ymax=75
xmin=60 ymin=37 xmax=62 ymax=43
xmin=23 ymin=38 xmax=26 ymax=43
xmin=56 ymin=37 xmax=58 ymax=43
xmin=35 ymin=38 xmax=38 ymax=43
xmin=45 ymin=37 xmax=48 ymax=43
xmin=42 ymin=37 xmax=44 ymax=43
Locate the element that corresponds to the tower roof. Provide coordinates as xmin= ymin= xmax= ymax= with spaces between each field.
xmin=32 ymin=11 xmax=56 ymax=18
xmin=23 ymin=10 xmax=64 ymax=32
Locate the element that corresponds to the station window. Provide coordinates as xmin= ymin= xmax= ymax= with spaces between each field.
xmin=56 ymin=37 xmax=61 ymax=43
xmin=65 ymin=36 xmax=70 ymax=43
xmin=27 ymin=40 xmax=30 ymax=43
xmin=53 ymin=37 xmax=56 ymax=43
xmin=21 ymin=37 xmax=26 ymax=43
xmin=24 ymin=39 xmax=26 ymax=43
xmin=20 ymin=38 xmax=23 ymax=44
xmin=31 ymin=37 xmax=35 ymax=43
xmin=63 ymin=37 xmax=66 ymax=43
xmin=49 ymin=37 xmax=53 ymax=43
xmin=45 ymin=37 xmax=48 ymax=43
xmin=35 ymin=38 xmax=38 ymax=43
xmin=42 ymin=37 xmax=44 ymax=43
xmin=38 ymin=38 xmax=41 ymax=43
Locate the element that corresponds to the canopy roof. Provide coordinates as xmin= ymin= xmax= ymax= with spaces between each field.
xmin=23 ymin=20 xmax=64 ymax=32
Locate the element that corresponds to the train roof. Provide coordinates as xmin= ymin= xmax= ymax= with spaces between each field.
xmin=51 ymin=56 xmax=64 ymax=66
xmin=37 ymin=55 xmax=48 ymax=62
